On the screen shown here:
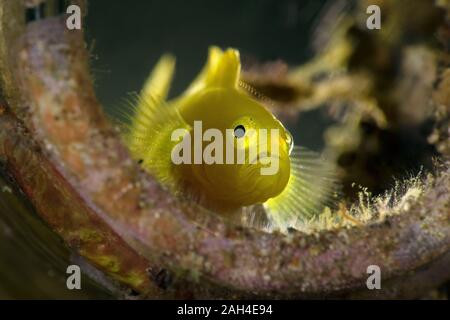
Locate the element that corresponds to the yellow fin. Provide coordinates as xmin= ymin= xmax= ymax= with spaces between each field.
xmin=264 ymin=146 xmax=341 ymax=232
xmin=141 ymin=54 xmax=176 ymax=102
xmin=126 ymin=94 xmax=191 ymax=189
xmin=185 ymin=46 xmax=240 ymax=94
xmin=129 ymin=54 xmax=176 ymax=136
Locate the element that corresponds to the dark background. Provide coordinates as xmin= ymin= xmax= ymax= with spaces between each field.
xmin=86 ymin=0 xmax=332 ymax=150
xmin=86 ymin=0 xmax=327 ymax=104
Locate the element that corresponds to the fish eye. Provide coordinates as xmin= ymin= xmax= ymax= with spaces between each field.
xmin=234 ymin=125 xmax=246 ymax=138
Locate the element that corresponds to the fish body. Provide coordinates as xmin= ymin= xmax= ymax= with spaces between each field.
xmin=126 ymin=47 xmax=338 ymax=232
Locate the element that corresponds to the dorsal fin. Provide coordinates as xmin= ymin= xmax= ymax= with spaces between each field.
xmin=141 ymin=53 xmax=176 ymax=102
xmin=129 ymin=54 xmax=176 ymax=137
xmin=185 ymin=46 xmax=241 ymax=94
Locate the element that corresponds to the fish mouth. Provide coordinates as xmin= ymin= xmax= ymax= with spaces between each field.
xmin=248 ymin=154 xmax=279 ymax=166
xmin=247 ymin=135 xmax=289 ymax=165
xmin=248 ymin=147 xmax=284 ymax=165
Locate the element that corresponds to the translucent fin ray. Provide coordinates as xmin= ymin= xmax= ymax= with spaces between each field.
xmin=264 ymin=146 xmax=341 ymax=232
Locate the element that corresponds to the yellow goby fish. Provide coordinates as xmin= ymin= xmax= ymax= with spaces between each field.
xmin=125 ymin=46 xmax=339 ymax=232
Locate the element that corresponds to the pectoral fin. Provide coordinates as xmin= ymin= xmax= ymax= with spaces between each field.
xmin=264 ymin=146 xmax=341 ymax=232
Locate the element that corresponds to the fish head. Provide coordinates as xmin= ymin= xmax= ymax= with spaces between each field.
xmin=181 ymin=88 xmax=292 ymax=208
